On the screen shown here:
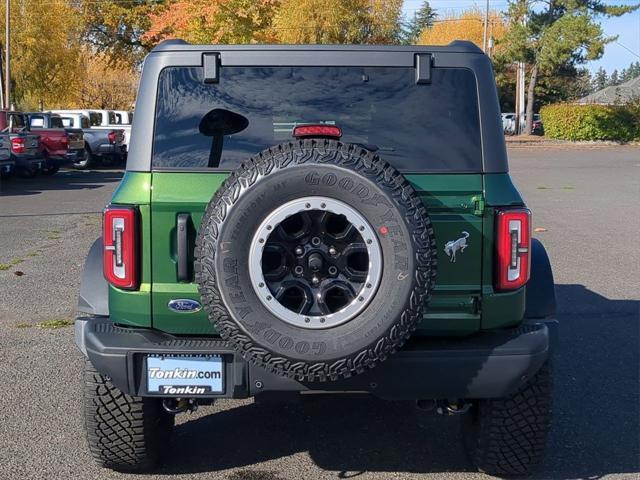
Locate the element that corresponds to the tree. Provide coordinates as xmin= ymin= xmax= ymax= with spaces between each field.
xmin=0 ymin=0 xmax=85 ymax=110
xmin=272 ymin=0 xmax=403 ymax=44
xmin=609 ymin=69 xmax=619 ymax=86
xmin=620 ymin=61 xmax=640 ymax=82
xmin=74 ymin=53 xmax=139 ymax=110
xmin=78 ymin=0 xmax=169 ymax=66
xmin=404 ymin=1 xmax=436 ymax=44
xmin=499 ymin=0 xmax=639 ymax=135
xmin=418 ymin=8 xmax=509 ymax=52
xmin=146 ymin=0 xmax=279 ymax=45
xmin=593 ymin=67 xmax=608 ymax=91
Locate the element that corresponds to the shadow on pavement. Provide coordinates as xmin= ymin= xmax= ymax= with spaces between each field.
xmin=0 ymin=169 xmax=123 ymax=197
xmin=152 ymin=285 xmax=640 ymax=478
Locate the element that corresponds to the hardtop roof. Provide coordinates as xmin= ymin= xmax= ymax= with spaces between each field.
xmin=151 ymin=40 xmax=483 ymax=55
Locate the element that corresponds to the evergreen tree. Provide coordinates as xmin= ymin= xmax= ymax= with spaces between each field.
xmin=609 ymin=69 xmax=619 ymax=86
xmin=499 ymin=0 xmax=638 ymax=134
xmin=593 ymin=67 xmax=608 ymax=91
xmin=620 ymin=67 xmax=628 ymax=82
xmin=404 ymin=1 xmax=436 ymax=44
xmin=628 ymin=61 xmax=640 ymax=79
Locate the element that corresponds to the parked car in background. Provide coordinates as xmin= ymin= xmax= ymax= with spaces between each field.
xmin=532 ymin=114 xmax=544 ymax=135
xmin=501 ymin=113 xmax=544 ymax=136
xmin=0 ymin=133 xmax=14 ymax=177
xmin=93 ymin=109 xmax=131 ymax=154
xmin=0 ymin=110 xmax=43 ymax=177
xmin=52 ymin=109 xmax=128 ymax=163
xmin=501 ymin=113 xmax=516 ymax=135
xmin=55 ymin=112 xmax=126 ymax=169
xmin=26 ymin=112 xmax=85 ymax=175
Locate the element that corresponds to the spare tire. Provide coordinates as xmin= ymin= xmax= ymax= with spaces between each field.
xmin=195 ymin=139 xmax=436 ymax=382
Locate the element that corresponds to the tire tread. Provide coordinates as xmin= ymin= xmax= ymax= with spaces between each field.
xmin=83 ymin=360 xmax=173 ymax=472
xmin=195 ymin=139 xmax=437 ymax=382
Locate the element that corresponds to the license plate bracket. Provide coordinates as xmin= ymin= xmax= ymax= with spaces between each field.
xmin=145 ymin=354 xmax=224 ymax=396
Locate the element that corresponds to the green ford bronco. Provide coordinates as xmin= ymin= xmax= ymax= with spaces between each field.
xmin=75 ymin=41 xmax=557 ymax=476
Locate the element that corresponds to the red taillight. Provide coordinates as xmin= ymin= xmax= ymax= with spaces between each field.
xmin=103 ymin=206 xmax=138 ymax=290
xmin=61 ymin=135 xmax=69 ymax=146
xmin=293 ymin=124 xmax=342 ymax=139
xmin=495 ymin=208 xmax=531 ymax=291
xmin=107 ymin=131 xmax=117 ymax=144
xmin=11 ymin=137 xmax=25 ymax=153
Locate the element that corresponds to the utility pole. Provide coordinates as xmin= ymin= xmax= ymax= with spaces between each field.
xmin=514 ymin=2 xmax=527 ymax=135
xmin=5 ymin=0 xmax=9 ymax=110
xmin=515 ymin=61 xmax=526 ymax=134
xmin=483 ymin=0 xmax=490 ymax=52
xmin=0 ymin=51 xmax=4 ymax=109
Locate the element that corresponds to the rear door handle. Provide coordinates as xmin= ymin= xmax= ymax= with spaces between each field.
xmin=177 ymin=213 xmax=190 ymax=282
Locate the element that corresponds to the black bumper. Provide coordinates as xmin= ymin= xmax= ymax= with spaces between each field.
xmin=76 ymin=317 xmax=555 ymax=400
xmin=0 ymin=160 xmax=15 ymax=174
xmin=63 ymin=149 xmax=86 ymax=164
xmin=96 ymin=144 xmax=126 ymax=156
xmin=13 ymin=155 xmax=43 ymax=171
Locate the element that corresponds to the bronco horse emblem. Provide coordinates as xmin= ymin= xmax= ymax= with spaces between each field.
xmin=444 ymin=231 xmax=470 ymax=263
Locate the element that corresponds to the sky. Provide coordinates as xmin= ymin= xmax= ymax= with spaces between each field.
xmin=402 ymin=0 xmax=640 ymax=75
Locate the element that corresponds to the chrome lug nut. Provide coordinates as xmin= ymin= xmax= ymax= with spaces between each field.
xmin=312 ymin=276 xmax=320 ymax=286
xmin=295 ymin=246 xmax=304 ymax=256
xmin=328 ymin=246 xmax=337 ymax=256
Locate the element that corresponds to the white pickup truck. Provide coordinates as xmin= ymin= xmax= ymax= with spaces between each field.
xmin=52 ymin=109 xmax=131 ymax=156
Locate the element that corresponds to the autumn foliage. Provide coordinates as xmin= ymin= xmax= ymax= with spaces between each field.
xmin=145 ymin=0 xmax=280 ymax=45
xmin=273 ymin=0 xmax=403 ymax=44
xmin=74 ymin=53 xmax=138 ymax=110
xmin=0 ymin=1 xmax=516 ymax=111
xmin=418 ymin=8 xmax=509 ymax=51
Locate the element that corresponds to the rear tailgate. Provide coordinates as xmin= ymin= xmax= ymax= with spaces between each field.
xmin=64 ymin=128 xmax=84 ymax=150
xmin=14 ymin=133 xmax=41 ymax=157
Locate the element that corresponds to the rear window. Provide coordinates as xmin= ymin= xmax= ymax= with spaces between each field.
xmin=7 ymin=113 xmax=26 ymax=130
xmin=152 ymin=66 xmax=482 ymax=172
xmin=30 ymin=116 xmax=44 ymax=128
xmin=50 ymin=116 xmax=64 ymax=128
xmin=89 ymin=113 xmax=101 ymax=126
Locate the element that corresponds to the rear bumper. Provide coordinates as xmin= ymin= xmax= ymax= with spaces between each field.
xmin=97 ymin=144 xmax=126 ymax=156
xmin=12 ymin=154 xmax=43 ymax=171
xmin=0 ymin=159 xmax=15 ymax=174
xmin=76 ymin=317 xmax=556 ymax=401
xmin=48 ymin=149 xmax=85 ymax=165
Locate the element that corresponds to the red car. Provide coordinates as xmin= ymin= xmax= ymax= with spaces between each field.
xmin=26 ymin=112 xmax=85 ymax=175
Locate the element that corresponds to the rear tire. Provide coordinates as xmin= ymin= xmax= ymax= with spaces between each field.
xmin=74 ymin=145 xmax=95 ymax=170
xmin=462 ymin=362 xmax=552 ymax=477
xmin=83 ymin=360 xmax=174 ymax=472
xmin=100 ymin=155 xmax=117 ymax=167
xmin=41 ymin=161 xmax=60 ymax=176
xmin=18 ymin=166 xmax=38 ymax=178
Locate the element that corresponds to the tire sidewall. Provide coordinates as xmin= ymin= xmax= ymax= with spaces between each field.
xmin=197 ymin=141 xmax=435 ymax=379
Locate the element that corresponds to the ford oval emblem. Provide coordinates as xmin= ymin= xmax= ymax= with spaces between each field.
xmin=168 ymin=299 xmax=202 ymax=313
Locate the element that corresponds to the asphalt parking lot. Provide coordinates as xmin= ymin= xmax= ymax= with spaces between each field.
xmin=0 ymin=145 xmax=638 ymax=480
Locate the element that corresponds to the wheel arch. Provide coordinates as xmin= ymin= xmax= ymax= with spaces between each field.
xmin=78 ymin=237 xmax=109 ymax=316
xmin=524 ymin=238 xmax=556 ymax=319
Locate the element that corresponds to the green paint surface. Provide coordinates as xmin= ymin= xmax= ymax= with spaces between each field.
xmin=108 ymin=173 xmax=152 ymax=328
xmin=107 ymin=171 xmax=527 ymax=335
